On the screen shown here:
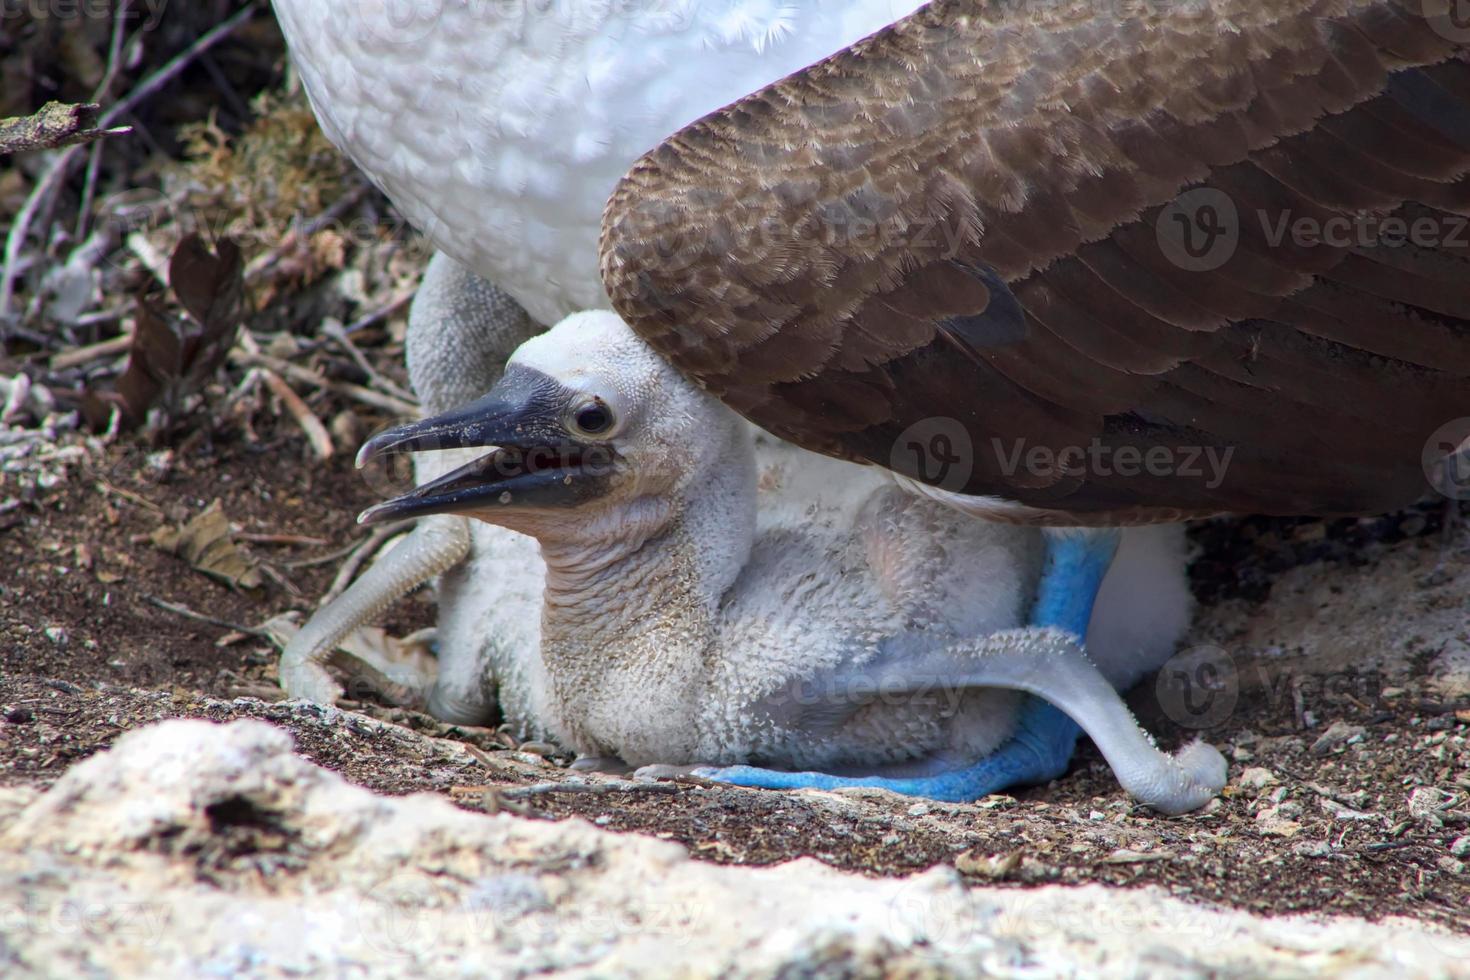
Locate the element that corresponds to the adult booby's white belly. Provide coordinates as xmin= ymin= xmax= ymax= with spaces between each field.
xmin=272 ymin=0 xmax=926 ymax=326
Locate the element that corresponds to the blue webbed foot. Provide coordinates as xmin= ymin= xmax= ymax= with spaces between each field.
xmin=693 ymin=698 xmax=1081 ymax=803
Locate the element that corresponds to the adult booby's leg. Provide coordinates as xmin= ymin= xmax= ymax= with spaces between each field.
xmin=278 ymin=253 xmax=540 ymax=719
xmin=982 ymin=527 xmax=1123 ymax=789
xmin=674 ymin=622 xmax=1226 ymax=814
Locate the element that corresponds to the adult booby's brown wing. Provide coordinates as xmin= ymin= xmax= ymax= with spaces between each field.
xmin=600 ymin=0 xmax=1470 ymax=523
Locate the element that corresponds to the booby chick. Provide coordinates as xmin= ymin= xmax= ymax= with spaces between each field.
xmin=357 ymin=311 xmax=1226 ymax=814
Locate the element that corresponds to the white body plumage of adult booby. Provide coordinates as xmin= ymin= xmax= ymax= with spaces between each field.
xmin=357 ymin=312 xmax=1223 ymax=812
xmin=271 ymin=0 xmax=928 ymax=326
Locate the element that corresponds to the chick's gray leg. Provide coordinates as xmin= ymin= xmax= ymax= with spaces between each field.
xmin=279 ymin=515 xmax=470 ymax=705
xmin=280 ymin=252 xmax=541 ymax=714
xmin=695 ymin=628 xmax=1226 ymax=813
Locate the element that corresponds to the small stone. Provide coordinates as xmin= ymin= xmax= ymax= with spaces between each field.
xmin=1238 ymin=767 xmax=1279 ymax=793
xmin=1437 ymin=856 xmax=1465 ymax=876
xmin=1398 ymin=514 xmax=1427 ymax=537
xmin=43 ymin=626 xmax=67 ymax=647
xmin=1101 ymin=848 xmax=1174 ymax=865
xmin=1310 ymin=721 xmax=1366 ymax=756
xmin=3 ymin=706 xmax=34 ymax=724
xmin=1255 ymin=817 xmax=1303 ymax=838
xmin=1292 ymin=840 xmax=1331 ymax=858
xmin=1318 ymin=798 xmax=1376 ymax=822
xmin=906 ymin=803 xmax=930 ymax=817
xmin=1408 ymin=787 xmax=1455 ymax=825
xmin=1380 ymin=687 xmax=1405 ymax=700
xmin=955 ymin=849 xmax=1022 ymax=879
xmin=1450 ymin=836 xmax=1470 ymax=858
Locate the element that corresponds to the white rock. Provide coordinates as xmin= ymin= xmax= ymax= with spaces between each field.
xmin=1237 ymin=767 xmax=1279 ymax=793
xmin=2 ymin=719 xmax=1468 ymax=977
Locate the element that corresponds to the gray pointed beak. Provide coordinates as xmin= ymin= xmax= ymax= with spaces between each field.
xmin=356 ymin=366 xmax=615 ymax=524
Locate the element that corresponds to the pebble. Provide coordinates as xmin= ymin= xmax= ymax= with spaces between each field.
xmin=1310 ymin=721 xmax=1365 ymax=756
xmin=1450 ymin=836 xmax=1470 ymax=858
xmin=1238 ymin=767 xmax=1279 ymax=793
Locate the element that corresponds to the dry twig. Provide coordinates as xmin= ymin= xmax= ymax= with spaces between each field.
xmin=144 ymin=594 xmax=264 ymax=636
xmin=256 ymin=367 xmax=334 ymax=460
xmin=0 ymin=4 xmax=259 ymax=323
xmin=231 ymin=348 xmax=418 ymax=416
xmin=0 ymin=103 xmax=129 ymax=156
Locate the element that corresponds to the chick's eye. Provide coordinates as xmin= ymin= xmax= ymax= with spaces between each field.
xmin=572 ymin=400 xmax=613 ymax=435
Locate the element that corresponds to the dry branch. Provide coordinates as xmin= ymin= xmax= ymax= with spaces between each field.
xmin=0 ymin=103 xmax=130 ymax=157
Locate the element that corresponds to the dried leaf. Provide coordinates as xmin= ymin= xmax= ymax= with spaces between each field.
xmin=109 ymin=235 xmax=243 ymax=430
xmin=170 ymin=235 xmax=244 ymax=380
xmin=150 ymin=499 xmax=262 ymax=591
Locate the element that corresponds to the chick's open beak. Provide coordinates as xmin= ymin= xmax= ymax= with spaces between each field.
xmin=355 ymin=366 xmax=612 ymax=524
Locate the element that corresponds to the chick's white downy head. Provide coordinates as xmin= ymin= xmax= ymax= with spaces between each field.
xmin=357 ymin=311 xmax=751 ymax=542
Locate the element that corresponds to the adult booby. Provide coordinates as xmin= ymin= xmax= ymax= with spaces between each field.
xmin=273 ymin=0 xmax=1467 ymax=798
xmin=591 ymin=0 xmax=1470 ymax=794
xmin=356 ymin=311 xmax=1223 ymax=813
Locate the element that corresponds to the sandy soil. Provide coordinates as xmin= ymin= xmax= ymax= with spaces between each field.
xmin=1 ymin=441 xmax=1466 ymax=937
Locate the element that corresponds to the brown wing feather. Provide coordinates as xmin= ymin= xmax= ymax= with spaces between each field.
xmin=601 ymin=0 xmax=1470 ymax=521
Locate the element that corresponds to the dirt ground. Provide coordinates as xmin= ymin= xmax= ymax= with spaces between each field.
xmin=1 ymin=439 xmax=1466 ymax=938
